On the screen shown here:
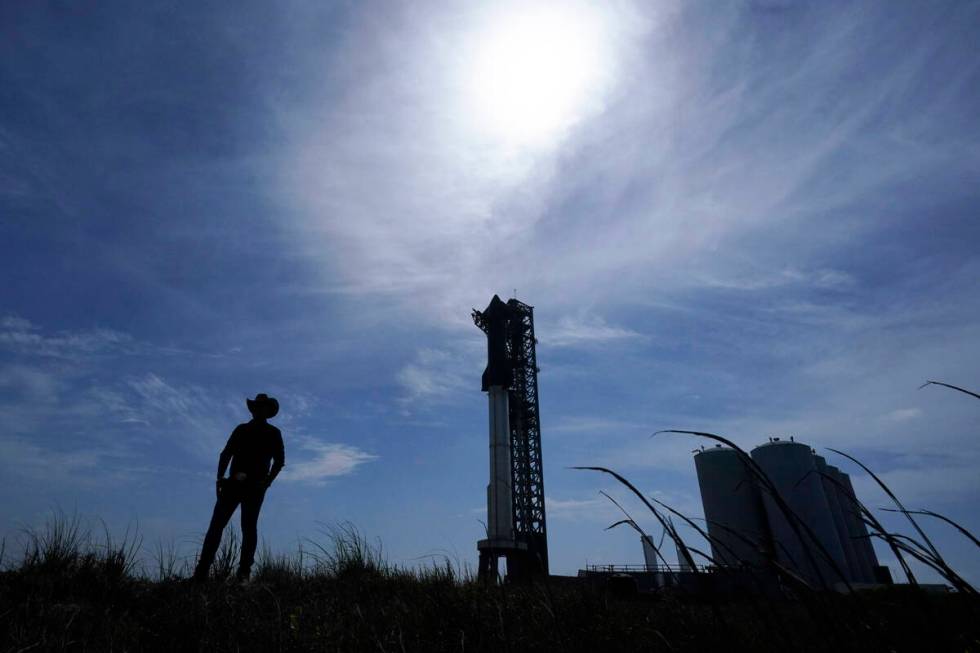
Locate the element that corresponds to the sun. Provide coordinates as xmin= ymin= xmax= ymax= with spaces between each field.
xmin=465 ymin=3 xmax=609 ymax=147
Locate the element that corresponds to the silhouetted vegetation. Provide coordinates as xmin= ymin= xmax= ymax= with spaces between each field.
xmin=1 ymin=515 xmax=978 ymax=652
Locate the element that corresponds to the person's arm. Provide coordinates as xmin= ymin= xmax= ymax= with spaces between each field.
xmin=215 ymin=429 xmax=238 ymax=496
xmin=217 ymin=433 xmax=236 ymax=479
xmin=266 ymin=430 xmax=285 ymax=488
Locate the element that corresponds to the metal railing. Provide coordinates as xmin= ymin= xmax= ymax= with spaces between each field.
xmin=583 ymin=563 xmax=711 ymax=574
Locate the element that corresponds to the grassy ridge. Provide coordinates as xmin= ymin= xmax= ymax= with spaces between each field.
xmin=1 ymin=518 xmax=978 ymax=652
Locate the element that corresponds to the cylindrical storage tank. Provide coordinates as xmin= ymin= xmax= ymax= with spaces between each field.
xmin=675 ymin=537 xmax=693 ymax=571
xmin=641 ymin=535 xmax=659 ymax=571
xmin=750 ymin=439 xmax=849 ymax=587
xmin=813 ymin=456 xmax=858 ymax=583
xmin=836 ymin=469 xmax=880 ymax=580
xmin=824 ymin=465 xmax=875 ymax=583
xmin=694 ymin=445 xmax=771 ymax=568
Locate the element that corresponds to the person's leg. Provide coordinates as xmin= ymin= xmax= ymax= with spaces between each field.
xmin=237 ymin=487 xmax=266 ymax=579
xmin=193 ymin=491 xmax=241 ymax=580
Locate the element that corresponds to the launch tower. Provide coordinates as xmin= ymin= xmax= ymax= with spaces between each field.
xmin=473 ymin=295 xmax=549 ymax=581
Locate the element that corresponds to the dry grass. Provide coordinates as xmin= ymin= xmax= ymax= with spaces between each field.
xmin=1 ymin=513 xmax=978 ymax=652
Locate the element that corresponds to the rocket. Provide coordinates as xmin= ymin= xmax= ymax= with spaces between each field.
xmin=473 ymin=294 xmax=549 ymax=581
xmin=476 ymin=295 xmax=514 ymax=546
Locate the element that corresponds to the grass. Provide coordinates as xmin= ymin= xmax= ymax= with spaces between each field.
xmin=1 ymin=515 xmax=978 ymax=652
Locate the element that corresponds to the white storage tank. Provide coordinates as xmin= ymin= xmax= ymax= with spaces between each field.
xmin=750 ymin=438 xmax=849 ymax=587
xmin=694 ymin=445 xmax=771 ymax=568
xmin=675 ymin=537 xmax=694 ymax=571
xmin=834 ymin=468 xmax=880 ymax=581
xmin=813 ymin=455 xmax=859 ymax=583
xmin=641 ymin=535 xmax=659 ymax=571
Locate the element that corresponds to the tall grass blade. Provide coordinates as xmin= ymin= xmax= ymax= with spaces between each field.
xmin=600 ymin=490 xmax=677 ymax=576
xmin=881 ymin=508 xmax=980 ymax=549
xmin=645 ymin=496 xmax=732 ymax=568
xmin=919 ymin=380 xmax=980 ymax=400
xmin=572 ymin=466 xmax=699 ymax=572
xmin=826 ymin=448 xmax=942 ymax=562
xmin=869 ymin=533 xmax=976 ymax=594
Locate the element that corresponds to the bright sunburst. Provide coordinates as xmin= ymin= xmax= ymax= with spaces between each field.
xmin=466 ymin=3 xmax=609 ymax=147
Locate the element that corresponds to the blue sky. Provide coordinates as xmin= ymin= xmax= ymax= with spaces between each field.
xmin=1 ymin=0 xmax=978 ymax=584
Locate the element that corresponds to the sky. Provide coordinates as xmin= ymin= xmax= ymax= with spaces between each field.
xmin=1 ymin=0 xmax=978 ymax=584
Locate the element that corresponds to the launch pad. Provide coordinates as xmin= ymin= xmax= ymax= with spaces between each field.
xmin=473 ymin=295 xmax=548 ymax=581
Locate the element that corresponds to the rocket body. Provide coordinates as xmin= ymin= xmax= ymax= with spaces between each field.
xmin=476 ymin=295 xmax=515 ymax=544
xmin=487 ymin=385 xmax=513 ymax=542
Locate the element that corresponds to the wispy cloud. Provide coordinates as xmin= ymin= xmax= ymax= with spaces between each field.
xmin=280 ymin=437 xmax=377 ymax=485
xmin=0 ymin=363 xmax=61 ymax=405
xmin=123 ymin=373 xmax=239 ymax=457
xmin=275 ymin=3 xmax=654 ymax=322
xmin=0 ymin=435 xmax=102 ymax=480
xmin=548 ymin=416 xmax=648 ymax=435
xmin=540 ymin=315 xmax=644 ymax=348
xmin=274 ymin=0 xmax=979 ymax=331
xmin=395 ymin=346 xmax=477 ymax=408
xmin=0 ymin=315 xmax=134 ymax=358
xmin=546 ymin=487 xmax=702 ymax=530
xmin=688 ymin=267 xmax=856 ymax=292
xmin=545 ymin=495 xmax=614 ymax=522
xmin=880 ymin=407 xmax=923 ymax=423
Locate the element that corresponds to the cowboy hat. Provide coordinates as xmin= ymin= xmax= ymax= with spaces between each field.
xmin=246 ymin=393 xmax=279 ymax=418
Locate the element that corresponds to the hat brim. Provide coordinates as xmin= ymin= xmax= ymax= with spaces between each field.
xmin=247 ymin=397 xmax=279 ymax=418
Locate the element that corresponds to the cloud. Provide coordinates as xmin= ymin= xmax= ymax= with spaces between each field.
xmin=0 ymin=363 xmax=61 ymax=404
xmin=395 ymin=346 xmax=477 ymax=408
xmin=0 ymin=316 xmax=33 ymax=330
xmin=0 ymin=435 xmax=102 ymax=480
xmin=546 ymin=487 xmax=703 ymax=532
xmin=687 ymin=267 xmax=857 ymax=292
xmin=880 ymin=407 xmax=923 ymax=423
xmin=540 ymin=315 xmax=644 ymax=348
xmin=0 ymin=362 xmax=242 ymax=487
xmin=0 ymin=314 xmax=367 ymax=491
xmin=123 ymin=373 xmax=239 ymax=457
xmin=272 ymin=0 xmax=980 ymax=337
xmin=548 ymin=416 xmax=647 ymax=435
xmin=279 ymin=438 xmax=377 ymax=484
xmin=0 ymin=315 xmax=134 ymax=358
xmin=274 ymin=2 xmax=654 ymax=323
xmin=593 ymin=437 xmax=706 ymax=474
xmin=545 ymin=496 xmax=615 ymax=522
xmin=0 ymin=314 xmax=242 ymax=455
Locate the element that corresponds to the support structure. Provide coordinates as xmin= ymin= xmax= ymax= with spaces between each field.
xmin=473 ymin=295 xmax=549 ymax=581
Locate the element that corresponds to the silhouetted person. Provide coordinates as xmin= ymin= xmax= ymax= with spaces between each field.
xmin=193 ymin=393 xmax=285 ymax=582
